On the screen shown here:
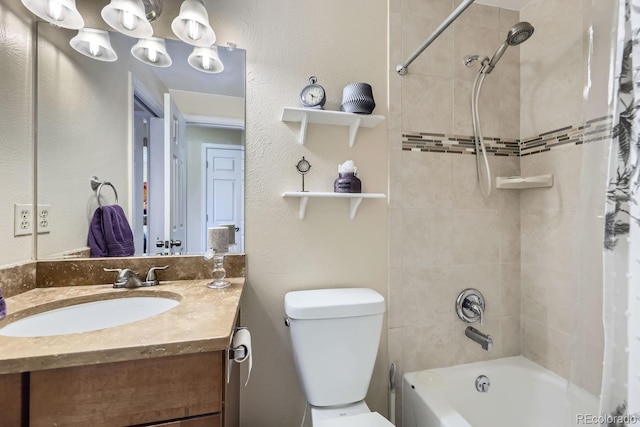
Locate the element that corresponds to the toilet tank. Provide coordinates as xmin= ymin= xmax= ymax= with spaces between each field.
xmin=285 ymin=288 xmax=385 ymax=407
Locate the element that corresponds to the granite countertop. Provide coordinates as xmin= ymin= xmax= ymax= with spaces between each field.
xmin=0 ymin=278 xmax=244 ymax=374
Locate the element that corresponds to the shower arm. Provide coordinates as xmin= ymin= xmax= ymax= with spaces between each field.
xmin=396 ymin=0 xmax=475 ymax=75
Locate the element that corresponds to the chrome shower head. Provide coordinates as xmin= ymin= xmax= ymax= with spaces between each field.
xmin=507 ymin=21 xmax=534 ymax=46
xmin=481 ymin=21 xmax=535 ymax=74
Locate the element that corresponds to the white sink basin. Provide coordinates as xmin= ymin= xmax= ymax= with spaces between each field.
xmin=0 ymin=297 xmax=180 ymax=337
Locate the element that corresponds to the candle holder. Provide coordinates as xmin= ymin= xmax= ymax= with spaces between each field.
xmin=207 ymin=253 xmax=231 ymax=289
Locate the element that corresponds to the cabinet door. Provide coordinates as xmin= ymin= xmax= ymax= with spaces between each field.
xmin=149 ymin=413 xmax=221 ymax=427
xmin=30 ymin=352 xmax=223 ymax=427
xmin=0 ymin=373 xmax=22 ymax=427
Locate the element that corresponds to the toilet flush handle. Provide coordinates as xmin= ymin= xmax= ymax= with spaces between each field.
xmin=284 ymin=316 xmax=291 ymax=327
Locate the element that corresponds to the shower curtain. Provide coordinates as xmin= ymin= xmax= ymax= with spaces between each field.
xmin=601 ymin=0 xmax=640 ymax=424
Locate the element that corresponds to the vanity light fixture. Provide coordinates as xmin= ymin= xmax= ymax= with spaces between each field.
xmin=171 ymin=0 xmax=216 ymax=47
xmin=187 ymin=45 xmax=224 ymax=74
xmin=20 ymin=0 xmax=84 ymax=29
xmin=69 ymin=28 xmax=118 ymax=62
xmin=131 ymin=37 xmax=172 ymax=67
xmin=101 ymin=0 xmax=153 ymax=39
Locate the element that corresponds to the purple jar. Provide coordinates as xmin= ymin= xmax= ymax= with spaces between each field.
xmin=334 ymin=172 xmax=362 ymax=193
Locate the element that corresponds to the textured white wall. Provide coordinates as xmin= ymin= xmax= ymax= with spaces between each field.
xmin=203 ymin=1 xmax=389 ymax=426
xmin=0 ymin=0 xmax=34 ymax=267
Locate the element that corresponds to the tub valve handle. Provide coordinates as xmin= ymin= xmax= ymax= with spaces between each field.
xmin=456 ymin=288 xmax=486 ymax=325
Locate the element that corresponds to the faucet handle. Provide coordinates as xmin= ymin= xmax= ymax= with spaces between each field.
xmin=456 ymin=288 xmax=486 ymax=325
xmin=145 ymin=265 xmax=169 ymax=283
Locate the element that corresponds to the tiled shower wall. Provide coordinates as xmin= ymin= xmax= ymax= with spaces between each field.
xmin=389 ymin=0 xmax=608 ymax=423
xmin=388 ymin=2 xmax=523 ymax=423
xmin=519 ymin=0 xmax=605 ymax=396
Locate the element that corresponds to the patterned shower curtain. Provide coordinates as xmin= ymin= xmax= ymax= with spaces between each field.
xmin=601 ymin=0 xmax=640 ymax=424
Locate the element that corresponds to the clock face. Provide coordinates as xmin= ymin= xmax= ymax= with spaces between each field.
xmin=300 ymin=85 xmax=326 ymax=107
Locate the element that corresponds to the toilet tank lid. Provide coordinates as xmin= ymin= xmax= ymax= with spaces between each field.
xmin=285 ymin=288 xmax=385 ymax=320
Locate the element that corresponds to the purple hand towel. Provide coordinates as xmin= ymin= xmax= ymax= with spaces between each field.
xmin=88 ymin=205 xmax=135 ymax=257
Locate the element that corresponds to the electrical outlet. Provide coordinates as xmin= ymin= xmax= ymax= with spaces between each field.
xmin=14 ymin=204 xmax=33 ymax=236
xmin=37 ymin=204 xmax=52 ymax=234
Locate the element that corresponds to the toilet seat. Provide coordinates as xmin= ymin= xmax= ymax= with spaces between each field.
xmin=315 ymin=412 xmax=394 ymax=427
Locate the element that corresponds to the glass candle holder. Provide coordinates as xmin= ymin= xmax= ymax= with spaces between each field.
xmin=207 ymin=253 xmax=231 ymax=289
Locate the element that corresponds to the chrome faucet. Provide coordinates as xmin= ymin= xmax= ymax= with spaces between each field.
xmin=104 ymin=268 xmax=143 ymax=288
xmin=463 ymin=299 xmax=485 ymax=325
xmin=104 ymin=266 xmax=169 ymax=288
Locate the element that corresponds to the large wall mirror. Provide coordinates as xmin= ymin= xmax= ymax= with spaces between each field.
xmin=35 ymin=3 xmax=245 ymax=259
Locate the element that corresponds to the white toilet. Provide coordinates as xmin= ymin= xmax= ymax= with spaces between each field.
xmin=285 ymin=288 xmax=394 ymax=427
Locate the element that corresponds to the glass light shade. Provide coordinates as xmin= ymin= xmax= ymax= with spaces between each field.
xmin=131 ymin=37 xmax=172 ymax=67
xmin=101 ymin=0 xmax=153 ymax=38
xmin=188 ymin=45 xmax=224 ymax=74
xmin=171 ymin=0 xmax=216 ymax=47
xmin=69 ymin=29 xmax=118 ymax=62
xmin=20 ymin=0 xmax=84 ymax=29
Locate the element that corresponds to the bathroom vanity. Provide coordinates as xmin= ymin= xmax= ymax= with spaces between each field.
xmin=0 ymin=272 xmax=244 ymax=427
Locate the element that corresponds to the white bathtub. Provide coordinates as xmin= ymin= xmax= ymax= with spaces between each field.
xmin=402 ymin=356 xmax=599 ymax=427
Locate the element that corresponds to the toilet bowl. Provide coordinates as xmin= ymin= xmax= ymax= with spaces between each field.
xmin=312 ymin=400 xmax=393 ymax=427
xmin=284 ymin=288 xmax=393 ymax=427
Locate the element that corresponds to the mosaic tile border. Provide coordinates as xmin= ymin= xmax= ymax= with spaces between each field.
xmin=402 ymin=115 xmax=613 ymax=157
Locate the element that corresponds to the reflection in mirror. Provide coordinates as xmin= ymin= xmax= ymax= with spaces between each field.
xmin=36 ymin=23 xmax=245 ymax=259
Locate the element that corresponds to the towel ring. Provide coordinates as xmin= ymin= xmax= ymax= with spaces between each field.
xmin=90 ymin=176 xmax=119 ymax=207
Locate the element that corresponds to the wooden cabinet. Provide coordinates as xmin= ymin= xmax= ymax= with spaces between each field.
xmin=0 ymin=373 xmax=23 ymax=427
xmin=28 ymin=351 xmax=235 ymax=427
xmin=149 ymin=414 xmax=222 ymax=426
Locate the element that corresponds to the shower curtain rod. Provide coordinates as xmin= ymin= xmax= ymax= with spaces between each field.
xmin=397 ymin=0 xmax=475 ymax=75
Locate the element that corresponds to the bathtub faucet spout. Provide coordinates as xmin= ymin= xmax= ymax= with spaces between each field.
xmin=465 ymin=326 xmax=493 ymax=351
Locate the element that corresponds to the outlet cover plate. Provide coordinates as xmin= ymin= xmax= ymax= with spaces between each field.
xmin=14 ymin=204 xmax=33 ymax=236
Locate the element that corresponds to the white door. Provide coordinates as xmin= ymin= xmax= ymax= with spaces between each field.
xmin=206 ymin=147 xmax=244 ymax=252
xmin=164 ymin=93 xmax=187 ymax=250
xmin=132 ymin=114 xmax=146 ymax=255
xmin=148 ymin=117 xmax=165 ymax=252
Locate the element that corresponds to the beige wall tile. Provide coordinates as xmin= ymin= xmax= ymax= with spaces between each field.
xmin=456 ymin=4 xmax=500 ymax=29
xmin=390 ymin=208 xmax=404 ymax=269
xmin=402 ymin=322 xmax=465 ymax=372
xmin=453 ymin=76 xmax=501 ymax=138
xmin=501 ymin=315 xmax=522 ymax=357
xmin=401 ymin=74 xmax=454 ymax=133
xmin=388 ymin=268 xmax=404 ymax=328
xmin=403 ymin=266 xmax=457 ymax=326
xmin=389 ymin=146 xmax=403 ymax=209
xmin=500 ymin=263 xmax=521 ymax=316
xmin=403 ymin=14 xmax=454 ymax=78
xmin=520 ymin=146 xmax=583 ymax=211
xmin=452 ymin=154 xmax=500 ymax=209
xmin=498 ymin=157 xmax=521 ymax=210
xmin=401 ymin=151 xmax=453 ymax=209
xmin=454 ymin=24 xmax=501 ymax=82
xmin=453 ymin=209 xmax=500 ymax=264
xmin=521 ymin=209 xmax=579 ymax=273
xmin=401 ymin=209 xmax=454 ymax=268
xmin=402 ymin=0 xmax=452 ymax=21
xmin=521 ymin=318 xmax=572 ymax=379
xmin=521 ymin=265 xmax=578 ymax=334
xmin=499 ymin=8 xmax=520 ymax=33
xmin=389 ymin=71 xmax=403 ymax=130
xmin=499 ymin=209 xmax=521 ymax=262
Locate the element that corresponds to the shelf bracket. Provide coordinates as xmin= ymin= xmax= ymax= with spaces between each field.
xmin=298 ymin=196 xmax=309 ymax=219
xmin=298 ymin=112 xmax=309 ymax=145
xmin=349 ymin=197 xmax=363 ymax=220
xmin=348 ymin=117 xmax=362 ymax=148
